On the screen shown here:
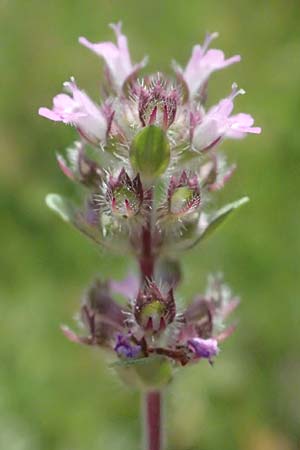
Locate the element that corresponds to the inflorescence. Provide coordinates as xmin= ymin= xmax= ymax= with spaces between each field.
xmin=40 ymin=23 xmax=261 ymax=386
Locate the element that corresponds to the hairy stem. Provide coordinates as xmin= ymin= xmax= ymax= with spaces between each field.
xmin=143 ymin=390 xmax=164 ymax=450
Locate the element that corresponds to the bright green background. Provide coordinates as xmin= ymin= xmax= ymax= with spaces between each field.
xmin=1 ymin=0 xmax=300 ymax=449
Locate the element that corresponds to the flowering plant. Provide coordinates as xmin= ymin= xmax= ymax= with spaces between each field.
xmin=39 ymin=22 xmax=261 ymax=450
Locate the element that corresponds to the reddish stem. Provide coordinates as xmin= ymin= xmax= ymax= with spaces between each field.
xmin=139 ymin=188 xmax=154 ymax=280
xmin=139 ymin=190 xmax=163 ymax=449
xmin=140 ymin=226 xmax=154 ymax=279
xmin=143 ymin=391 xmax=163 ymax=450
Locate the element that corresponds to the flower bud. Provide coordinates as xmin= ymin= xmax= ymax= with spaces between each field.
xmin=138 ymin=78 xmax=178 ymax=130
xmin=134 ymin=282 xmax=176 ymax=334
xmin=81 ymin=280 xmax=126 ymax=345
xmin=107 ymin=169 xmax=143 ymax=219
xmin=159 ymin=171 xmax=201 ymax=222
xmin=57 ymin=141 xmax=103 ymax=187
xmin=199 ymin=153 xmax=236 ymax=192
xmin=130 ymin=125 xmax=170 ymax=181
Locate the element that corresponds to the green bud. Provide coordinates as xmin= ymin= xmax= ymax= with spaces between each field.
xmin=112 ymin=185 xmax=139 ymax=218
xmin=139 ymin=300 xmax=167 ymax=332
xmin=130 ymin=125 xmax=170 ymax=180
xmin=170 ymin=186 xmax=195 ymax=215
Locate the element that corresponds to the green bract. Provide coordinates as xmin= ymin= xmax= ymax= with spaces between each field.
xmin=130 ymin=125 xmax=170 ymax=180
xmin=112 ymin=355 xmax=173 ymax=390
xmin=45 ymin=194 xmax=103 ymax=246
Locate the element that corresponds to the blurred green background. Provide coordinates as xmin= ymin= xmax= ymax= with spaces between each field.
xmin=1 ymin=0 xmax=300 ymax=449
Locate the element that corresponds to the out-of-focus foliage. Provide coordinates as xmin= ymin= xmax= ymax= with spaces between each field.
xmin=1 ymin=0 xmax=300 ymax=449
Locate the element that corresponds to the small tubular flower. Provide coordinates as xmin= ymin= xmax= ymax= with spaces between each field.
xmin=187 ymin=337 xmax=219 ymax=362
xmin=39 ymin=78 xmax=109 ymax=144
xmin=174 ymin=32 xmax=241 ymax=99
xmin=114 ymin=334 xmax=142 ymax=359
xmin=192 ymin=83 xmax=262 ymax=151
xmin=79 ymin=22 xmax=147 ymax=93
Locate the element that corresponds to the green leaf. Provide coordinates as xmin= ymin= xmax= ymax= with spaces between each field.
xmin=130 ymin=125 xmax=170 ymax=180
xmin=46 ymin=193 xmax=74 ymax=222
xmin=45 ymin=193 xmax=103 ymax=245
xmin=201 ymin=196 xmax=249 ymax=241
xmin=188 ymin=196 xmax=249 ymax=249
xmin=168 ymin=196 xmax=249 ymax=253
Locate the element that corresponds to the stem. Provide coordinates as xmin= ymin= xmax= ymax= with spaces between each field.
xmin=140 ymin=188 xmax=155 ymax=281
xmin=139 ymin=190 xmax=164 ymax=449
xmin=143 ymin=390 xmax=163 ymax=450
xmin=140 ymin=226 xmax=154 ymax=279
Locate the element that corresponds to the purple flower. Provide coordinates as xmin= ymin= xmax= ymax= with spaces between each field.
xmin=79 ymin=22 xmax=147 ymax=93
xmin=114 ymin=334 xmax=141 ymax=359
xmin=192 ymin=83 xmax=262 ymax=151
xmin=174 ymin=32 xmax=241 ymax=99
xmin=39 ymin=78 xmax=109 ymax=144
xmin=187 ymin=337 xmax=219 ymax=361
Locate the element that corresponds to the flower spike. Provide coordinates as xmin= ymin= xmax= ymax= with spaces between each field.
xmin=40 ymin=23 xmax=261 ymax=394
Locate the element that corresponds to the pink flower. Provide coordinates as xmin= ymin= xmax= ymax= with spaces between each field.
xmin=174 ymin=32 xmax=241 ymax=99
xmin=39 ymin=78 xmax=109 ymax=144
xmin=192 ymin=83 xmax=262 ymax=151
xmin=79 ymin=22 xmax=147 ymax=93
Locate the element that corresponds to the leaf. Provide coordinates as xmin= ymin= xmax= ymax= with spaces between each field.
xmin=170 ymin=197 xmax=249 ymax=251
xmin=45 ymin=193 xmax=103 ymax=245
xmin=46 ymin=193 xmax=75 ymax=222
xmin=200 ymin=196 xmax=250 ymax=242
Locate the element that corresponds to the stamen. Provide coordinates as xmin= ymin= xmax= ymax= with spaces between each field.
xmin=230 ymin=82 xmax=246 ymax=100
